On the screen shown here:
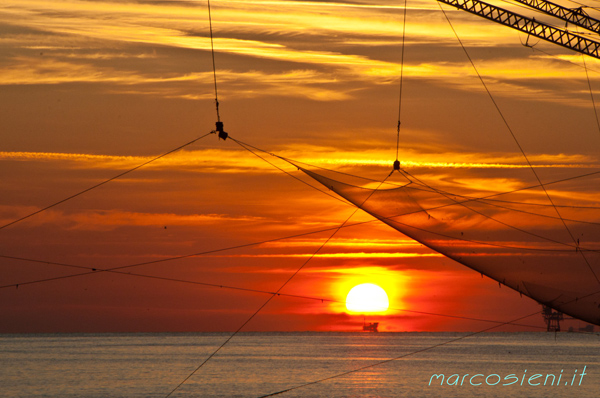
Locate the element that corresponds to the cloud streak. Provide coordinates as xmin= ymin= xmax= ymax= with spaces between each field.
xmin=3 ymin=0 xmax=599 ymax=105
xmin=224 ymin=252 xmax=443 ymax=258
xmin=2 ymin=149 xmax=597 ymax=171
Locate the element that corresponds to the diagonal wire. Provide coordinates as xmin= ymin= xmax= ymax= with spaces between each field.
xmin=4 ymin=178 xmax=598 ymax=294
xmin=0 ymin=132 xmax=214 ymax=231
xmin=163 ymin=142 xmax=394 ymax=397
xmin=229 ymin=137 xmax=600 ymax=209
xmin=4 ymin=182 xmax=597 ymax=293
xmin=0 ymin=253 xmax=549 ymax=329
xmin=229 ymin=137 xmax=354 ymax=206
xmin=0 ymin=225 xmax=370 ymax=290
xmin=229 ymin=138 xmax=600 ymax=251
xmin=10 ymin=250 xmax=600 ymax=336
xmin=438 ymin=2 xmax=600 ymax=283
xmin=258 ymin=271 xmax=600 ymax=397
xmin=579 ymin=27 xmax=600 ymax=136
xmin=255 ymin=310 xmax=561 ymax=397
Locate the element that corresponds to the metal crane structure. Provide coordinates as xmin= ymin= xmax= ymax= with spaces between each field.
xmin=513 ymin=0 xmax=600 ymax=34
xmin=437 ymin=0 xmax=600 ymax=59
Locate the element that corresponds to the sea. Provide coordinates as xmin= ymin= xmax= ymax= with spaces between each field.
xmin=1 ymin=332 xmax=598 ymax=398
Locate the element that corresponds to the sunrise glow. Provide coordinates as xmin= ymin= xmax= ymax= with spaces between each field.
xmin=1 ymin=0 xmax=595 ymax=335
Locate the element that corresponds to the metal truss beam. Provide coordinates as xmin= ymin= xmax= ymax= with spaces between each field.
xmin=438 ymin=0 xmax=600 ymax=59
xmin=513 ymin=0 xmax=600 ymax=35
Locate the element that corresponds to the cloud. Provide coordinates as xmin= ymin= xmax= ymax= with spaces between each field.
xmin=0 ymin=56 xmax=148 ymax=85
xmin=223 ymin=252 xmax=443 ymax=258
xmin=261 ymin=237 xmax=422 ymax=249
xmin=2 ymin=147 xmax=598 ymax=174
xmin=0 ymin=205 xmax=264 ymax=230
xmin=0 ymin=56 xmax=348 ymax=99
xmin=4 ymin=0 xmax=598 ymax=106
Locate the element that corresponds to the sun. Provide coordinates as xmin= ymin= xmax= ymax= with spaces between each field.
xmin=345 ymin=283 xmax=389 ymax=313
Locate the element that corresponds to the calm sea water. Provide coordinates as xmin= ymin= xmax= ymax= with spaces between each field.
xmin=1 ymin=332 xmax=598 ymax=397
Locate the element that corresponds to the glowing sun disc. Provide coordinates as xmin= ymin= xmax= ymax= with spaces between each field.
xmin=346 ymin=283 xmax=389 ymax=313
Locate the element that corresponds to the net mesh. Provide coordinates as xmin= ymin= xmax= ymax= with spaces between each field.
xmin=301 ymin=166 xmax=600 ymax=326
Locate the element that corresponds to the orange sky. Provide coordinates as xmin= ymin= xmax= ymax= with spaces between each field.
xmin=2 ymin=0 xmax=600 ymax=333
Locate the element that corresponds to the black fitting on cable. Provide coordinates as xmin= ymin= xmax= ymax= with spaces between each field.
xmin=216 ymin=121 xmax=228 ymax=140
xmin=393 ymin=160 xmax=400 ymax=171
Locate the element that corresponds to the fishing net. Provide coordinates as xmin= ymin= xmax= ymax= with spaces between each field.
xmin=300 ymin=166 xmax=600 ymax=326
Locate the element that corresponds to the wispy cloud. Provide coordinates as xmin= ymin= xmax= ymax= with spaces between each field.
xmin=223 ymin=252 xmax=443 ymax=258
xmin=261 ymin=237 xmax=422 ymax=249
xmin=0 ymin=206 xmax=264 ymax=230
xmin=0 ymin=57 xmax=149 ymax=85
xmin=0 ymin=57 xmax=347 ymax=100
xmin=2 ymin=148 xmax=597 ymax=172
xmin=3 ymin=0 xmax=598 ymax=104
